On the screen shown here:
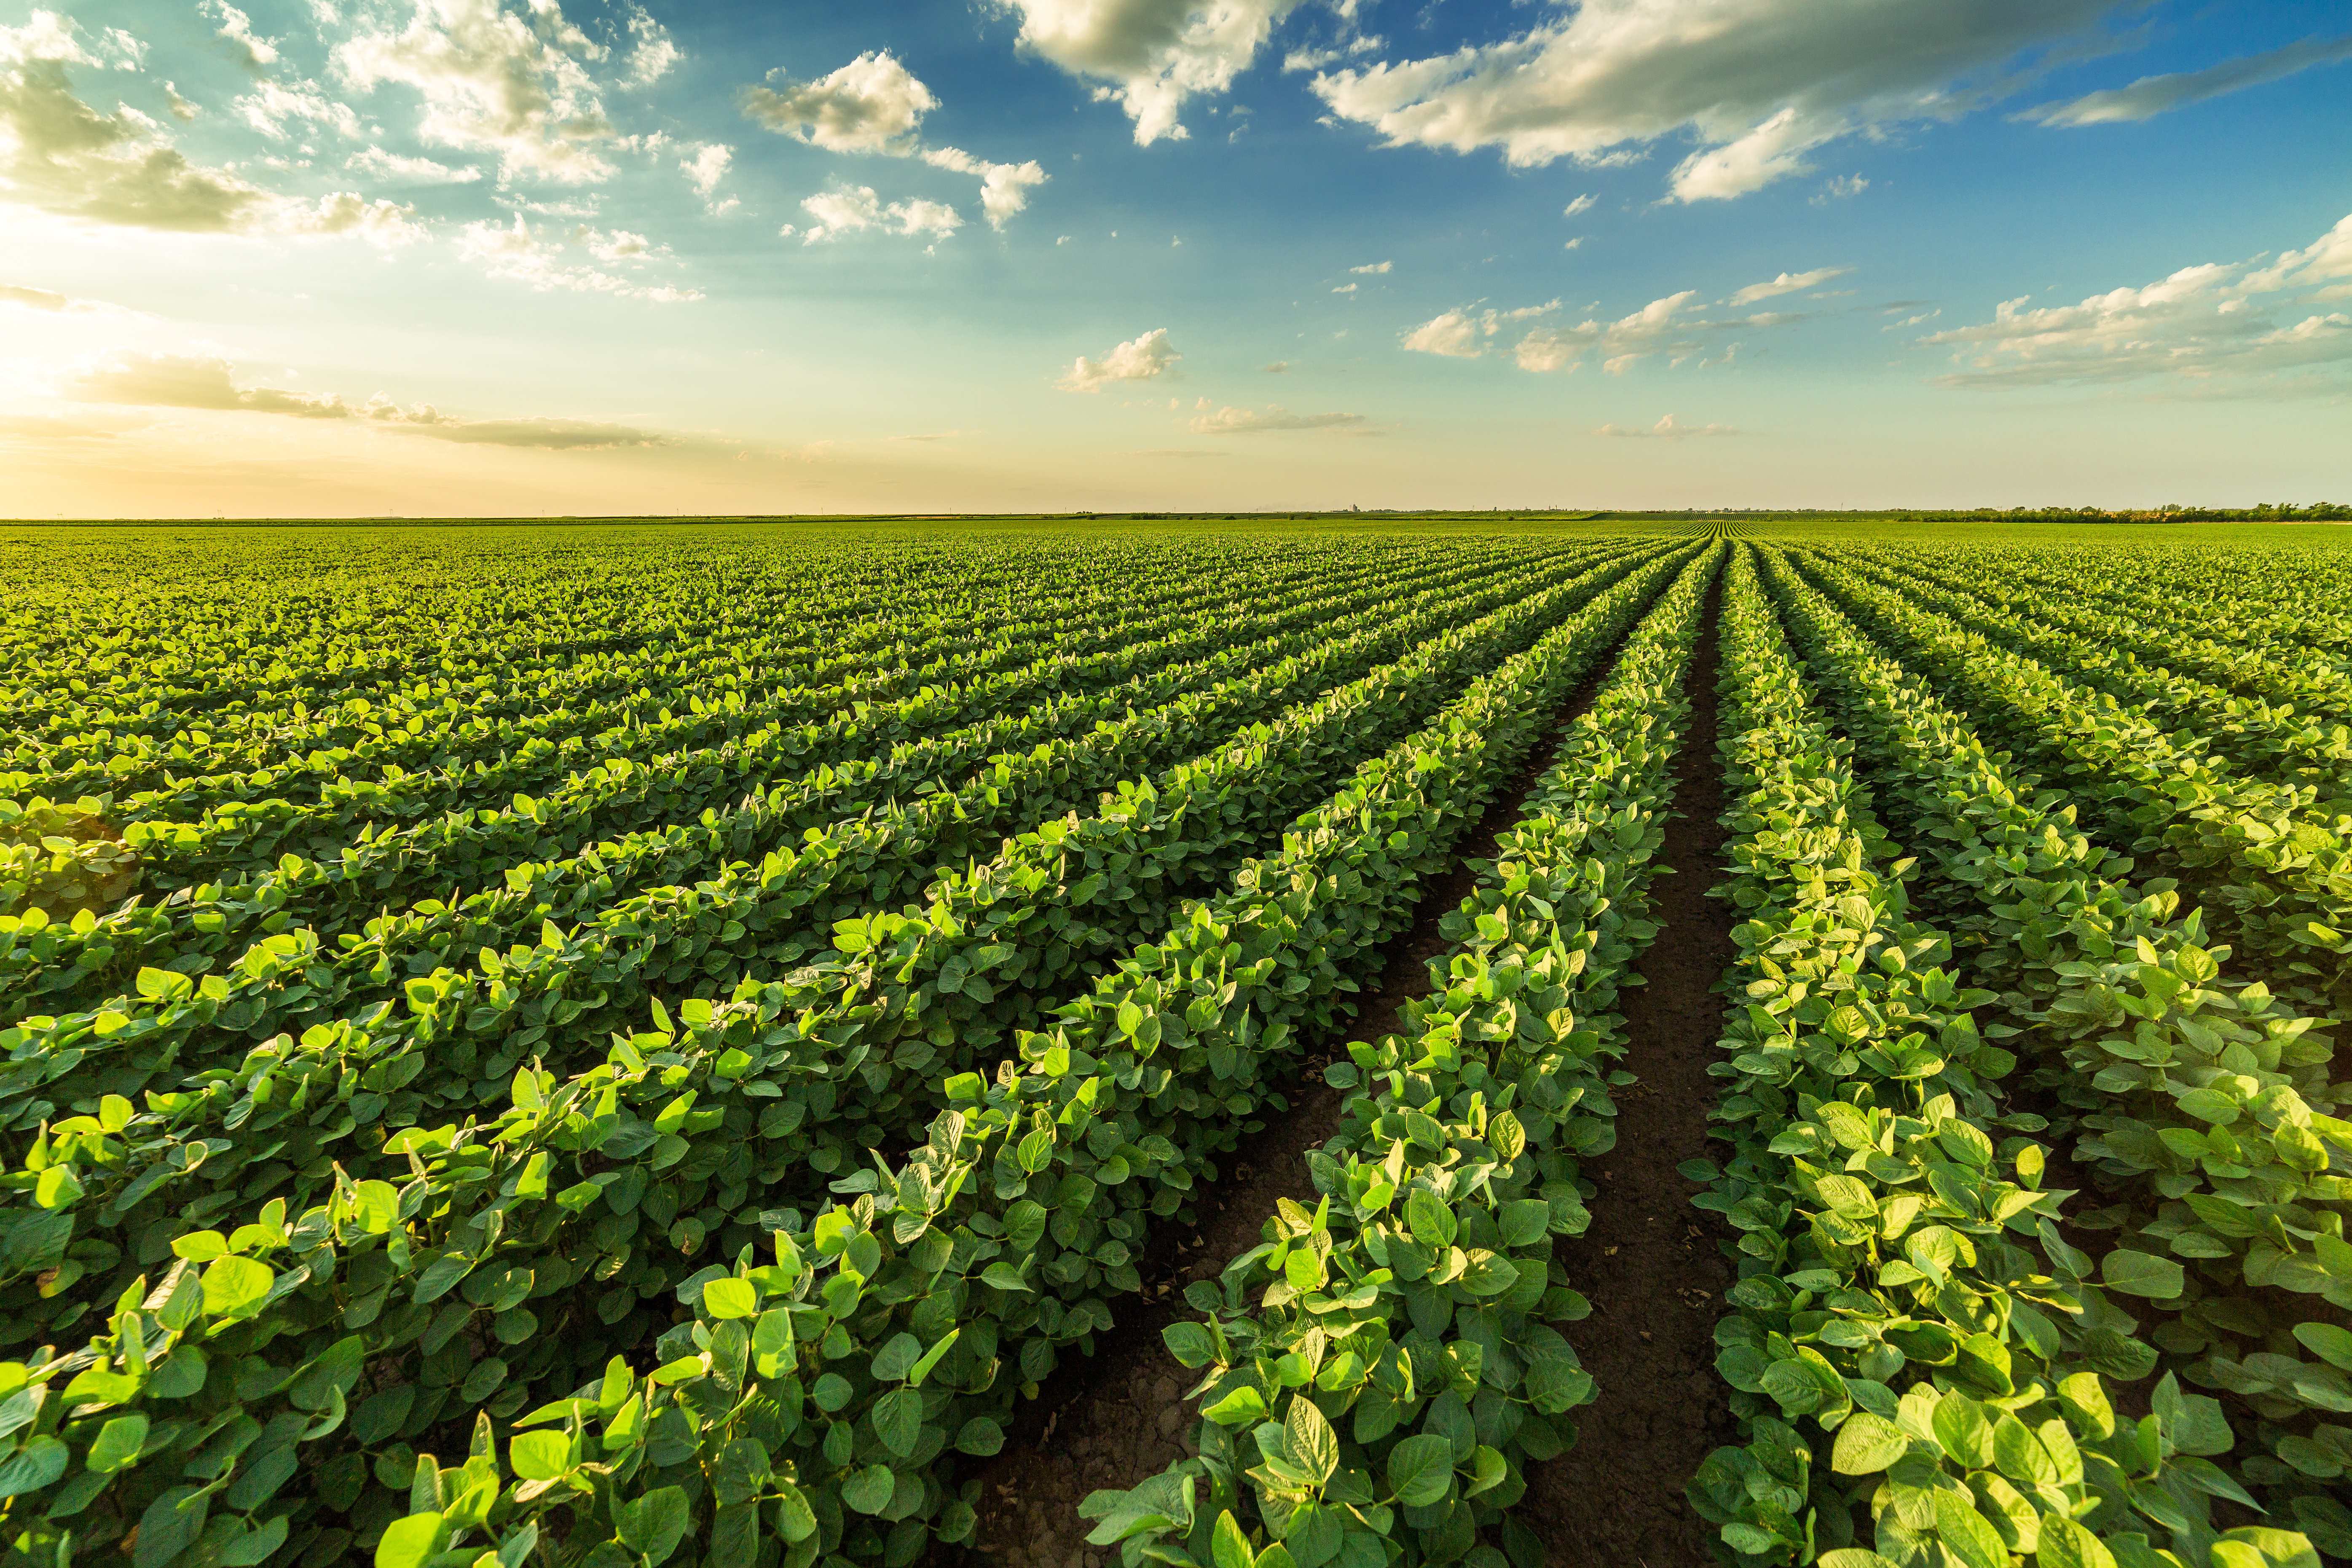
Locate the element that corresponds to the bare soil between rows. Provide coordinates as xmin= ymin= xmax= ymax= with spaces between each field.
xmin=1515 ymin=571 xmax=1740 ymax=1565
xmin=951 ymin=620 xmax=1649 ymax=1568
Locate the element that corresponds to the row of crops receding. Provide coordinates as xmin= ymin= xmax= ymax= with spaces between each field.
xmin=0 ymin=520 xmax=2347 ymax=1568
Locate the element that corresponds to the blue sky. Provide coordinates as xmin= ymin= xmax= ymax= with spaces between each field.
xmin=3 ymin=0 xmax=2347 ymax=515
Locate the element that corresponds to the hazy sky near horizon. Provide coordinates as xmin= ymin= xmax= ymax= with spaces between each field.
xmin=3 ymin=0 xmax=2347 ymax=516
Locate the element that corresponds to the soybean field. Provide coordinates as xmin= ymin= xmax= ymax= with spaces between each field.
xmin=2 ymin=518 xmax=2349 ymax=1568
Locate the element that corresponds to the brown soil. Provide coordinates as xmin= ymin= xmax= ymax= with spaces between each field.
xmin=1516 ymin=575 xmax=1740 ymax=1567
xmin=955 ymin=629 xmax=1646 ymax=1568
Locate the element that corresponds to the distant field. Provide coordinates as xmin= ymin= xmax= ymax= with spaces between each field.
xmin=2 ymin=519 xmax=2346 ymax=1568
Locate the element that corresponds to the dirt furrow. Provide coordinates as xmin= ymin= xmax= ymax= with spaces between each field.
xmin=1516 ymin=573 xmax=1739 ymax=1567
xmin=955 ymin=619 xmax=1650 ymax=1568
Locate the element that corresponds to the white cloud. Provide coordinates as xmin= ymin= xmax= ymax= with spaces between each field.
xmin=349 ymin=144 xmax=482 ymax=183
xmin=457 ymin=213 xmax=702 ymax=295
xmin=1332 ymin=282 xmax=1356 ymax=294
xmin=921 ymin=147 xmax=1049 ymax=228
xmin=1412 ymin=288 xmax=1791 ymax=376
xmin=68 ymin=350 xmax=667 ymax=446
xmin=681 ymin=141 xmax=731 ymax=203
xmin=0 ymin=51 xmax=269 ymax=232
xmin=1401 ymin=310 xmax=1479 ymax=357
xmin=990 ymin=0 xmax=1304 ymax=145
xmin=2024 ymin=34 xmax=2352 ymax=127
xmin=791 ymin=186 xmax=962 ymax=245
xmin=1563 ymin=237 xmax=1582 ymax=250
xmin=1307 ymin=0 xmax=2118 ymax=201
xmin=0 ymin=282 xmax=68 ymax=310
xmin=1191 ymin=404 xmax=1365 ymax=433
xmin=1563 ymin=193 xmax=1593 ymax=217
xmin=1262 ymin=359 xmax=1288 ymax=372
xmin=1928 ymin=211 xmax=2352 ymax=391
xmin=278 ymin=190 xmax=427 ymax=244
xmin=741 ymin=52 xmax=933 ymax=154
xmin=1403 ymin=299 xmax=1562 ymax=359
xmin=203 ymin=1 xmax=281 ymax=71
xmin=1593 ymin=413 xmax=1735 ymax=437
xmin=1061 ymin=327 xmax=1178 ymax=391
xmin=237 ymin=80 xmax=364 ymax=140
xmin=1350 ymin=260 xmax=1392 ymax=274
xmin=1811 ymin=172 xmax=1868 ymax=204
xmin=1729 ymin=266 xmax=1850 ymax=305
xmin=741 ymin=54 xmax=1048 ymax=228
xmin=162 ymin=81 xmax=199 ymax=120
xmin=335 ymin=0 xmax=620 ymax=185
xmin=623 ymin=5 xmax=679 ymax=88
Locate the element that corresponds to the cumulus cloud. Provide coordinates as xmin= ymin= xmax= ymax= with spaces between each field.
xmin=203 ymin=1 xmax=280 ymax=71
xmin=237 ymin=79 xmax=364 ymax=140
xmin=349 ymin=144 xmax=482 ymax=183
xmin=741 ymin=52 xmax=1046 ymax=227
xmin=278 ymin=190 xmax=428 ymax=244
xmin=622 ymin=5 xmax=679 ymax=88
xmin=741 ymin=52 xmax=934 ymax=153
xmin=0 ymin=12 xmax=140 ymax=70
xmin=1926 ymin=210 xmax=2352 ymax=391
xmin=1191 ymin=404 xmax=1367 ymax=433
xmin=920 ymin=147 xmax=1048 ymax=228
xmin=335 ymin=0 xmax=620 ymax=185
xmin=457 ymin=213 xmax=701 ymax=295
xmin=1729 ymin=266 xmax=1850 ymax=305
xmin=1307 ymin=0 xmax=2120 ymax=201
xmin=788 ymin=186 xmax=961 ymax=245
xmin=1410 ymin=287 xmax=1800 ymax=375
xmin=1062 ymin=327 xmax=1179 ymax=390
xmin=1403 ymin=300 xmax=1562 ymax=358
xmin=0 ymin=47 xmax=270 ymax=231
xmin=990 ymin=0 xmax=1304 ymax=145
xmin=1350 ymin=260 xmax=1392 ymax=274
xmin=1593 ymin=413 xmax=1735 ymax=437
xmin=2023 ymin=33 xmax=2352 ymax=127
xmin=68 ymin=350 xmax=668 ymax=447
xmin=679 ymin=141 xmax=735 ymax=210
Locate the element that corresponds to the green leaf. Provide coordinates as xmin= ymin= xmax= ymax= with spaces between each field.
xmin=1204 ymin=1386 xmax=1269 ymax=1427
xmin=1386 ymin=1433 xmax=1454 ymax=1507
xmin=703 ymin=1278 xmax=759 ymax=1320
xmin=617 ymin=1486 xmax=693 ymax=1565
xmin=372 ymin=1513 xmax=447 ymax=1568
xmin=1213 ymin=1512 xmax=1254 ymax=1568
xmin=870 ymin=1332 xmax=923 ymax=1383
xmin=87 ymin=1414 xmax=150 ymax=1474
xmin=0 ymin=1436 xmax=68 ymax=1498
xmin=1930 ymin=1488 xmax=2007 ymax=1568
xmin=2101 ymin=1249 xmax=2185 ymax=1300
xmin=200 ymin=1255 xmax=275 ymax=1319
xmin=841 ymin=1464 xmax=898 ymax=1515
xmin=2293 ymin=1322 xmax=2352 ymax=1373
xmin=509 ymin=1430 xmax=571 ymax=1481
xmin=2036 ymin=1517 xmax=2119 ymax=1568
xmin=1405 ymin=1190 xmax=1457 ymax=1248
xmin=1829 ymin=1411 xmax=1910 ymax=1475
xmin=872 ymin=1387 xmax=924 ymax=1458
xmin=1286 ymin=1395 xmax=1338 ymax=1484
xmin=955 ymin=1418 xmax=1004 ymax=1456
xmin=217 ymin=1516 xmax=290 ymax=1567
xmin=909 ymin=1328 xmax=960 ymax=1387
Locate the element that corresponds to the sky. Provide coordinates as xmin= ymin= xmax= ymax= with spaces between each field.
xmin=1 ymin=0 xmax=2347 ymax=517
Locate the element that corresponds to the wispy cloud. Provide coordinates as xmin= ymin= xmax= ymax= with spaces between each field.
xmin=2022 ymin=33 xmax=2352 ymax=126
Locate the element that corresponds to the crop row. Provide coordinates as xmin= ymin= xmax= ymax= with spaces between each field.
xmin=0 ymin=538 xmax=1694 ymax=1568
